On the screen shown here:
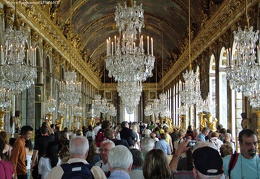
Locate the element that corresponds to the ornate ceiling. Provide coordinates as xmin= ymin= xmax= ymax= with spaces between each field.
xmin=2 ymin=0 xmax=257 ymax=90
xmin=57 ymin=0 xmax=224 ymax=83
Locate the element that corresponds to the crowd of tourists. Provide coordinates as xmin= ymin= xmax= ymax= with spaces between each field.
xmin=0 ymin=118 xmax=259 ymax=179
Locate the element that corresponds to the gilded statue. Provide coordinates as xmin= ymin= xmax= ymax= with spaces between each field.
xmin=209 ymin=118 xmax=218 ymax=131
xmin=200 ymin=117 xmax=208 ymax=130
xmin=166 ymin=117 xmax=173 ymax=130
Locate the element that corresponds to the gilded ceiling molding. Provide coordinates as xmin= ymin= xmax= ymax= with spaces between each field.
xmin=160 ymin=0 xmax=258 ymax=88
xmin=100 ymin=83 xmax=160 ymax=91
xmin=0 ymin=0 xmax=101 ymax=89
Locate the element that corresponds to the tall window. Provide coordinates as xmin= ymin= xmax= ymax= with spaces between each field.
xmin=209 ymin=54 xmax=216 ymax=117
xmin=219 ymin=47 xmax=228 ymax=128
xmin=124 ymin=107 xmax=135 ymax=122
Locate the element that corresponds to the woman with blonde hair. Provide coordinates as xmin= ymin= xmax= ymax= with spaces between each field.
xmin=143 ymin=149 xmax=172 ymax=179
xmin=132 ymin=124 xmax=141 ymax=150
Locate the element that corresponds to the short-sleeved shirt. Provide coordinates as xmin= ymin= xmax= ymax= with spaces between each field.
xmin=196 ymin=133 xmax=206 ymax=141
xmin=155 ymin=139 xmax=171 ymax=157
xmin=223 ymin=154 xmax=260 ymax=179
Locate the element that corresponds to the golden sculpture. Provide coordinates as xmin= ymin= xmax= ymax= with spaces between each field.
xmin=209 ymin=118 xmax=218 ymax=131
xmin=0 ymin=111 xmax=6 ymax=131
xmin=200 ymin=117 xmax=208 ymax=130
xmin=166 ymin=117 xmax=173 ymax=130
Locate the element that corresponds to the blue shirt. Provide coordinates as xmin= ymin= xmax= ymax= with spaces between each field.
xmin=223 ymin=154 xmax=260 ymax=179
xmin=155 ymin=139 xmax=171 ymax=157
xmin=108 ymin=170 xmax=130 ymax=179
xmin=196 ymin=133 xmax=206 ymax=141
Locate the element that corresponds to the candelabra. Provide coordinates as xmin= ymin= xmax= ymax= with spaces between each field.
xmin=60 ymin=71 xmax=81 ymax=106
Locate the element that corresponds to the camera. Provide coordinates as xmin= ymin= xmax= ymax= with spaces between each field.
xmin=188 ymin=140 xmax=197 ymax=148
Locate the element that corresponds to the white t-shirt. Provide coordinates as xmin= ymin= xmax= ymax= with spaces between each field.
xmin=93 ymin=125 xmax=101 ymax=136
xmin=38 ymin=157 xmax=61 ymax=179
xmin=86 ymin=131 xmax=95 ymax=141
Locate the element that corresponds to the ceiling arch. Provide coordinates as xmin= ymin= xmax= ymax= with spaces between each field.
xmin=57 ymin=0 xmax=222 ymax=82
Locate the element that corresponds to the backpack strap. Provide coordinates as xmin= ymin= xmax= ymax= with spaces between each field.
xmin=228 ymin=153 xmax=239 ymax=178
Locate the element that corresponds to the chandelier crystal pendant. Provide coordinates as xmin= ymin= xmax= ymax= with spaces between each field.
xmin=60 ymin=71 xmax=81 ymax=106
xmin=117 ymin=80 xmax=142 ymax=114
xmin=226 ymin=26 xmax=259 ymax=97
xmin=0 ymin=1 xmax=37 ymax=94
xmin=105 ymin=0 xmax=155 ymax=82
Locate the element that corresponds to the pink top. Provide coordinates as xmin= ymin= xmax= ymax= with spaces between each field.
xmin=0 ymin=160 xmax=14 ymax=179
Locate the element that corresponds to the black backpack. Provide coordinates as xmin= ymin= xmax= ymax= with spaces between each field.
xmin=61 ymin=162 xmax=94 ymax=179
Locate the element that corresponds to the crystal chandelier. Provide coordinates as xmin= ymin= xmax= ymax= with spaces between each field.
xmin=249 ymin=90 xmax=260 ymax=109
xmin=178 ymin=105 xmax=188 ymax=116
xmin=0 ymin=85 xmax=12 ymax=110
xmin=105 ymin=0 xmax=155 ymax=82
xmin=73 ymin=105 xmax=83 ymax=117
xmin=180 ymin=0 xmax=202 ymax=107
xmin=108 ymin=103 xmax=117 ymax=117
xmin=226 ymin=26 xmax=259 ymax=97
xmin=0 ymin=1 xmax=37 ymax=94
xmin=45 ymin=97 xmax=56 ymax=113
xmin=92 ymin=95 xmax=116 ymax=116
xmin=117 ymin=80 xmax=142 ymax=114
xmin=180 ymin=67 xmax=202 ymax=107
xmin=226 ymin=0 xmax=259 ymax=97
xmin=60 ymin=71 xmax=81 ymax=106
xmin=144 ymin=93 xmax=169 ymax=118
xmin=58 ymin=101 xmax=67 ymax=116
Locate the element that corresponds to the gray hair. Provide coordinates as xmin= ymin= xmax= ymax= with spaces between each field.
xmin=108 ymin=145 xmax=133 ymax=170
xmin=69 ymin=136 xmax=89 ymax=157
xmin=100 ymin=139 xmax=115 ymax=149
xmin=141 ymin=137 xmax=155 ymax=154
